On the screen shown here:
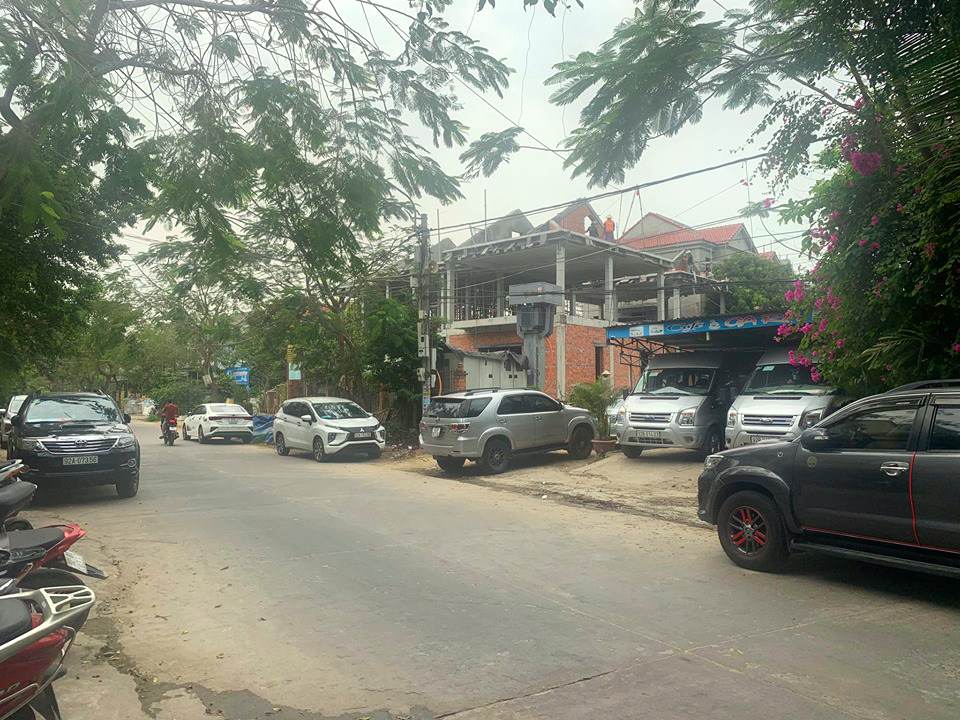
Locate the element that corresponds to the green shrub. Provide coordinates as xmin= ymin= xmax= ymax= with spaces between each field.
xmin=568 ymin=379 xmax=621 ymax=438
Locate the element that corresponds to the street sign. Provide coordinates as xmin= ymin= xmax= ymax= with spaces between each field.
xmin=225 ymin=366 xmax=251 ymax=386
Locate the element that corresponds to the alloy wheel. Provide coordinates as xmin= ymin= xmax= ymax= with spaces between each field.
xmin=727 ymin=506 xmax=768 ymax=556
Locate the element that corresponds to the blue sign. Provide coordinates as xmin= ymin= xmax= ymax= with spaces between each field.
xmin=225 ymin=366 xmax=251 ymax=386
xmin=607 ymin=312 xmax=787 ymax=341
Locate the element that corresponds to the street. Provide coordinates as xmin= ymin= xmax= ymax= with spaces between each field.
xmin=42 ymin=422 xmax=960 ymax=719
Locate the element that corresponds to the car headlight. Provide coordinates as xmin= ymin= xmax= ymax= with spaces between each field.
xmin=677 ymin=408 xmax=697 ymax=426
xmin=616 ymin=408 xmax=626 ymax=420
xmin=800 ymin=408 xmax=824 ymax=429
xmin=115 ymin=435 xmax=137 ymax=448
xmin=727 ymin=410 xmax=737 ymax=428
xmin=703 ymin=454 xmax=725 ymax=470
xmin=18 ymin=438 xmax=42 ymax=451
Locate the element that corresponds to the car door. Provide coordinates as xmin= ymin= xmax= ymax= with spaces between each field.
xmin=912 ymin=397 xmax=960 ymax=550
xmin=495 ymin=394 xmax=535 ymax=450
xmin=793 ymin=396 xmax=923 ymax=543
xmin=187 ymin=406 xmax=203 ymax=435
xmin=524 ymin=393 xmax=567 ymax=446
xmin=283 ymin=401 xmax=309 ymax=449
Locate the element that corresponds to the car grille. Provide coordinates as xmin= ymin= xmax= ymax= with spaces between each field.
xmin=629 ymin=412 xmax=671 ymax=424
xmin=347 ymin=427 xmax=379 ymax=441
xmin=41 ymin=438 xmax=118 ymax=454
xmin=742 ymin=415 xmax=794 ymax=427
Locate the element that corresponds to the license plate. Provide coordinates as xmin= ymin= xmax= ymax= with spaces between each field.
xmin=353 ymin=432 xmax=372 ymax=439
xmin=63 ymin=455 xmax=98 ymax=466
xmin=636 ymin=431 xmax=661 ymax=440
xmin=63 ymin=549 xmax=87 ymax=572
xmin=431 ymin=426 xmax=442 ymax=438
xmin=750 ymin=435 xmax=779 ymax=443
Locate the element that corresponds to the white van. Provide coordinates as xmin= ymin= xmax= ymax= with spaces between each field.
xmin=726 ymin=347 xmax=845 ymax=448
xmin=616 ymin=351 xmax=758 ymax=459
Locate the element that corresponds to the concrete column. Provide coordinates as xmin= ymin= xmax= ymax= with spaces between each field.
xmin=495 ymin=275 xmax=505 ymax=315
xmin=672 ymin=287 xmax=681 ymax=320
xmin=464 ymin=281 xmax=472 ymax=320
xmin=445 ymin=264 xmax=455 ymax=323
xmin=657 ymin=271 xmax=666 ymax=321
xmin=569 ymin=291 xmax=577 ymax=316
xmin=604 ymin=255 xmax=616 ymax=323
xmin=719 ymin=288 xmax=726 ymax=315
xmin=385 ymin=282 xmax=391 ymax=299
xmin=555 ymin=243 xmax=566 ymax=398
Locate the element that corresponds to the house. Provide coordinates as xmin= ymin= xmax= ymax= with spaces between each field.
xmin=619 ymin=212 xmax=757 ymax=273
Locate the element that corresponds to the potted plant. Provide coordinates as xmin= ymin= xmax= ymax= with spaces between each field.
xmin=568 ymin=378 xmax=621 ymax=457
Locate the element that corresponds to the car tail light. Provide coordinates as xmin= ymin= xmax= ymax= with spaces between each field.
xmin=450 ymin=422 xmax=470 ymax=433
xmin=208 ymin=416 xmax=225 ymax=421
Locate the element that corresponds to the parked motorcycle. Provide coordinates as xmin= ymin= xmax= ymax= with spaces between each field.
xmin=161 ymin=416 xmax=179 ymax=446
xmin=0 ymin=463 xmax=31 ymax=534
xmin=0 ymin=584 xmax=95 ymax=719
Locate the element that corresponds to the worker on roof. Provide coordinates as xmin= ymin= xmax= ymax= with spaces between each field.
xmin=603 ymin=215 xmax=615 ymax=241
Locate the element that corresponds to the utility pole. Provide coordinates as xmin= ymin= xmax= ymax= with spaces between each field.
xmin=415 ymin=212 xmax=432 ymax=417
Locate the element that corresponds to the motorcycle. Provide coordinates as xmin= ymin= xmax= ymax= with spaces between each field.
xmin=0 ymin=584 xmax=96 ymax=719
xmin=161 ymin=416 xmax=179 ymax=446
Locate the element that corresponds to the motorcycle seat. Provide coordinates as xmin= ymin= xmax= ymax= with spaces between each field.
xmin=0 ymin=598 xmax=32 ymax=645
xmin=0 ymin=482 xmax=36 ymax=523
xmin=7 ymin=528 xmax=64 ymax=552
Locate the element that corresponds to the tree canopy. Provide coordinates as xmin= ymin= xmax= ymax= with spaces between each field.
xmin=712 ymin=253 xmax=794 ymax=313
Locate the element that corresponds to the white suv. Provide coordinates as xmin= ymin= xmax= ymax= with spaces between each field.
xmin=273 ymin=397 xmax=385 ymax=461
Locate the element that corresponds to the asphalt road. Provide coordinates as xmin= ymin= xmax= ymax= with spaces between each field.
xmin=43 ymin=421 xmax=960 ymax=719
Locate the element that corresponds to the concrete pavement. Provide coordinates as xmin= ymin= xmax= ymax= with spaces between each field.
xmin=34 ymin=421 xmax=960 ymax=719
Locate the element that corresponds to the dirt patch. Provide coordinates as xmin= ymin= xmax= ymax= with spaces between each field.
xmin=391 ymin=447 xmax=710 ymax=529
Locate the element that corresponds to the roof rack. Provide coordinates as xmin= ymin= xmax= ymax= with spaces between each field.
xmin=463 ymin=387 xmax=502 ymax=396
xmin=887 ymin=379 xmax=960 ymax=392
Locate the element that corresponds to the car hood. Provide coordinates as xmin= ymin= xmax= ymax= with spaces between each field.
xmin=20 ymin=422 xmax=132 ymax=438
xmin=623 ymin=395 xmax=706 ymax=414
xmin=318 ymin=417 xmax=378 ymax=430
xmin=731 ymin=394 xmax=833 ymax=417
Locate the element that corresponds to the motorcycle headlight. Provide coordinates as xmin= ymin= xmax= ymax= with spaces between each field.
xmin=727 ymin=410 xmax=737 ymax=428
xmin=115 ymin=435 xmax=137 ymax=448
xmin=677 ymin=408 xmax=697 ymax=426
xmin=800 ymin=408 xmax=824 ymax=429
xmin=703 ymin=454 xmax=725 ymax=470
xmin=18 ymin=438 xmax=42 ymax=451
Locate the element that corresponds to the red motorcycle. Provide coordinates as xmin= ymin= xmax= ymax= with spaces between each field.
xmin=0 ymin=584 xmax=95 ymax=719
xmin=161 ymin=416 xmax=179 ymax=446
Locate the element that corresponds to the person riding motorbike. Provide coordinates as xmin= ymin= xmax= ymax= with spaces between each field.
xmin=159 ymin=399 xmax=179 ymax=438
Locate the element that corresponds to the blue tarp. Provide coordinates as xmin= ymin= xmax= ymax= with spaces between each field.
xmin=251 ymin=414 xmax=274 ymax=443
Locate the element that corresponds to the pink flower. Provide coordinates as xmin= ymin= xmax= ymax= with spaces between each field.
xmin=924 ymin=242 xmax=937 ymax=259
xmin=818 ymin=318 xmax=828 ymax=332
xmin=854 ymin=97 xmax=864 ymax=110
xmin=829 ymin=210 xmax=841 ymax=222
xmin=870 ymin=215 xmax=880 ymax=226
xmin=836 ymin=339 xmax=845 ymax=348
xmin=788 ymin=350 xmax=798 ymax=366
xmin=870 ymin=241 xmax=881 ymax=252
xmin=858 ymin=238 xmax=868 ymax=247
xmin=952 ymin=343 xmax=960 ymax=354
xmin=811 ymin=350 xmax=818 ymax=357
xmin=800 ymin=322 xmax=813 ymax=334
xmin=850 ymin=151 xmax=882 ymax=176
xmin=827 ymin=233 xmax=839 ymax=252
xmin=784 ymin=290 xmax=795 ymax=302
xmin=810 ymin=367 xmax=822 ymax=383
xmin=896 ymin=203 xmax=904 ymax=213
xmin=814 ymin=297 xmax=824 ymax=309
xmin=784 ymin=309 xmax=795 ymax=319
xmin=828 ymin=351 xmax=836 ymax=361
xmin=763 ymin=198 xmax=774 ymax=208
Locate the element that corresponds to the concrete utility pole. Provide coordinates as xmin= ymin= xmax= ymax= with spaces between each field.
xmin=415 ymin=213 xmax=432 ymax=416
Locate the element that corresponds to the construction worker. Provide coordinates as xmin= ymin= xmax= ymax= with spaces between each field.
xmin=603 ymin=215 xmax=615 ymax=241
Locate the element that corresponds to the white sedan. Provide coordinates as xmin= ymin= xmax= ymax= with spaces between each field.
xmin=182 ymin=403 xmax=254 ymax=444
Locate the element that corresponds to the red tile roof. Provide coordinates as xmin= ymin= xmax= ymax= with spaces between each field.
xmin=758 ymin=251 xmax=779 ymax=262
xmin=620 ymin=222 xmax=746 ymax=250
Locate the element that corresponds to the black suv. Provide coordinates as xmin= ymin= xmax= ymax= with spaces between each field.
xmin=8 ymin=392 xmax=140 ymax=498
xmin=698 ymin=380 xmax=960 ymax=577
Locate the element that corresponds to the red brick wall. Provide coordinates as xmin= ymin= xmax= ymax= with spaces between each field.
xmin=446 ymin=329 xmax=521 ymax=352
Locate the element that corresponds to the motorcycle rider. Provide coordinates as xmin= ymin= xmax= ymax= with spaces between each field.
xmin=159 ymin=399 xmax=179 ymax=438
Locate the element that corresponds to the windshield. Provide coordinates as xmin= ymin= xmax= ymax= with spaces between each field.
xmin=312 ymin=401 xmax=368 ymax=420
xmin=24 ymin=397 xmax=120 ymax=424
xmin=208 ymin=404 xmax=249 ymax=415
xmin=745 ymin=364 xmax=828 ymax=394
xmin=634 ymin=367 xmax=715 ymax=396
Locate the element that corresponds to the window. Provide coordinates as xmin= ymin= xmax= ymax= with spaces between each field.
xmin=635 ymin=367 xmax=715 ymax=396
xmin=425 ymin=397 xmax=466 ymax=418
xmin=497 ymin=395 xmax=524 ymax=415
xmin=523 ymin=394 xmax=560 ymax=413
xmin=825 ymin=405 xmax=918 ymax=451
xmin=208 ymin=404 xmax=249 ymax=416
xmin=745 ymin=363 xmax=826 ymax=394
xmin=464 ymin=398 xmax=492 ymax=418
xmin=312 ymin=401 xmax=367 ymax=420
xmin=284 ymin=401 xmax=306 ymax=418
xmin=930 ymin=406 xmax=960 ymax=451
xmin=24 ymin=396 xmax=120 ymax=424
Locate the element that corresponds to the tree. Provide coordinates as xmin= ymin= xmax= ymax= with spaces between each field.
xmin=712 ymin=254 xmax=794 ymax=313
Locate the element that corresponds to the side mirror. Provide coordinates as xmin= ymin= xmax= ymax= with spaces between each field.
xmin=0 ymin=409 xmax=6 ymax=418
xmin=10 ymin=415 xmax=22 ymax=427
xmin=800 ymin=427 xmax=836 ymax=452
xmin=300 ymin=414 xmax=313 ymax=423
xmin=123 ymin=413 xmax=132 ymax=424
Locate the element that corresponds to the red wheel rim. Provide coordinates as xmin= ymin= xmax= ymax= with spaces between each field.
xmin=727 ymin=505 xmax=768 ymax=556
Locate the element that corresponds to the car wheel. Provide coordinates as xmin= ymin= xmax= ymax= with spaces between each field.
xmin=312 ymin=437 xmax=326 ymax=462
xmin=198 ymin=426 xmax=207 ymax=444
xmin=435 ymin=456 xmax=466 ymax=474
xmin=275 ymin=432 xmax=289 ymax=456
xmin=567 ymin=425 xmax=594 ymax=459
xmin=717 ymin=490 xmax=789 ymax=572
xmin=622 ymin=446 xmax=644 ymax=459
xmin=182 ymin=424 xmax=190 ymax=441
xmin=116 ymin=472 xmax=139 ymax=499
xmin=479 ymin=437 xmax=511 ymax=474
xmin=18 ymin=569 xmax=89 ymax=631
xmin=4 ymin=517 xmax=32 ymax=531
xmin=700 ymin=427 xmax=724 ymax=459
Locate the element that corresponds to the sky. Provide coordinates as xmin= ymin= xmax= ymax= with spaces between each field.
xmin=120 ymin=1 xmax=815 ymax=268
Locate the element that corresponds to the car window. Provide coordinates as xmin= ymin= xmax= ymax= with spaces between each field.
xmin=23 ymin=396 xmax=121 ymax=424
xmin=523 ymin=394 xmax=560 ymax=412
xmin=497 ymin=394 xmax=524 ymax=415
xmin=312 ymin=401 xmax=367 ymax=419
xmin=825 ymin=405 xmax=917 ymax=451
xmin=929 ymin=406 xmax=960 ymax=451
xmin=285 ymin=402 xmax=302 ymax=417
xmin=8 ymin=396 xmax=26 ymax=413
xmin=464 ymin=398 xmax=492 ymax=418
xmin=424 ymin=397 xmax=467 ymax=418
xmin=208 ymin=404 xmax=248 ymax=415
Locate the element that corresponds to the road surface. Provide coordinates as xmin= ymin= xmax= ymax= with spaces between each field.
xmin=41 ymin=421 xmax=960 ymax=719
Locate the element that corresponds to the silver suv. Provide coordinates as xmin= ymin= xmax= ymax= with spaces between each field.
xmin=419 ymin=389 xmax=597 ymax=474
